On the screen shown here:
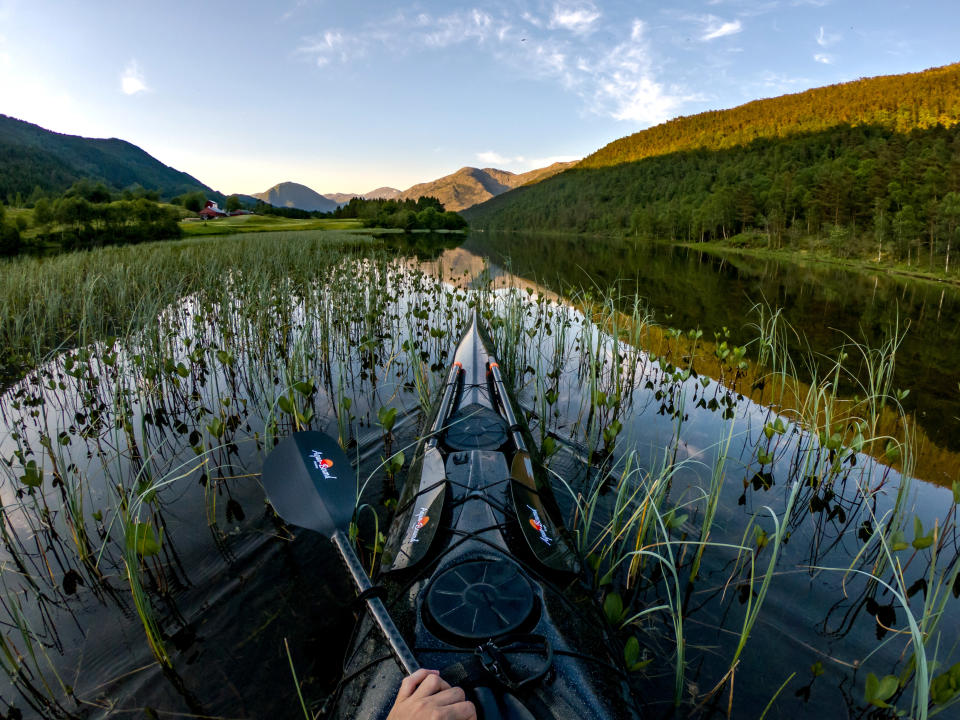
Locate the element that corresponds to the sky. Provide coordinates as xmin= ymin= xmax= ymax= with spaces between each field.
xmin=1 ymin=1 xmax=958 ymax=196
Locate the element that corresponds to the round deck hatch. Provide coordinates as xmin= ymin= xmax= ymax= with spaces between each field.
xmin=444 ymin=403 xmax=508 ymax=450
xmin=425 ymin=560 xmax=535 ymax=641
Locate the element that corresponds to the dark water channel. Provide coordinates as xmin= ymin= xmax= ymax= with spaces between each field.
xmin=0 ymin=235 xmax=958 ymax=719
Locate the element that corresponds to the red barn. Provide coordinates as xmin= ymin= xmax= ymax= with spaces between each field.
xmin=199 ymin=200 xmax=227 ymax=219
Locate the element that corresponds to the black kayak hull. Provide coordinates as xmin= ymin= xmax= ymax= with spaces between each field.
xmin=330 ymin=313 xmax=642 ymax=719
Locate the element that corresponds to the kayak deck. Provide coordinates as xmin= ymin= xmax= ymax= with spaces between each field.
xmin=330 ymin=313 xmax=641 ymax=719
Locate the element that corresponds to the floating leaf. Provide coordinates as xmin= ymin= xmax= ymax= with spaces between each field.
xmin=753 ymin=525 xmax=769 ymax=550
xmin=602 ymin=420 xmax=623 ymax=445
xmin=293 ymin=381 xmax=314 ymax=396
xmin=864 ymin=672 xmax=899 ymax=708
xmin=811 ymin=661 xmax=824 ymax=678
xmin=20 ymin=460 xmax=42 ymax=487
xmin=885 ymin=441 xmax=901 ymax=463
xmin=377 ymin=406 xmax=398 ymax=432
xmin=912 ymin=516 xmax=933 ymax=550
xmin=930 ymin=662 xmax=960 ymax=705
xmin=206 ymin=418 xmax=225 ymax=439
xmin=387 ymin=451 xmax=405 ymax=474
xmin=603 ymin=592 xmax=624 ymax=625
xmin=125 ymin=522 xmax=163 ymax=557
xmin=277 ymin=395 xmax=294 ymax=415
xmin=542 ymin=436 xmax=557 ymax=458
xmin=663 ymin=508 xmax=688 ymax=531
xmin=889 ymin=530 xmax=909 ymax=552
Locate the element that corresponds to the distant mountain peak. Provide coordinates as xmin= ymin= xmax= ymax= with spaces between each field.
xmin=252 ymin=181 xmax=337 ymax=212
xmin=397 ymin=163 xmax=575 ymax=211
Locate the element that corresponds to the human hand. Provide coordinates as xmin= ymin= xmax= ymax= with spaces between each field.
xmin=386 ymin=668 xmax=477 ymax=720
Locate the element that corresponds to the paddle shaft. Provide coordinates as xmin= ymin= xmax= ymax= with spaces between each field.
xmin=331 ymin=529 xmax=420 ymax=675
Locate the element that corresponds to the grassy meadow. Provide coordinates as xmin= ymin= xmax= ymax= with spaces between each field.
xmin=179 ymin=214 xmax=369 ymax=236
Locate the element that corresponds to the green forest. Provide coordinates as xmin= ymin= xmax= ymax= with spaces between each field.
xmin=465 ymin=63 xmax=960 ymax=275
xmin=579 ymin=62 xmax=960 ymax=169
xmin=2 ymin=179 xmax=182 ymax=254
xmin=465 ymin=123 xmax=960 ymax=273
xmin=332 ymin=196 xmax=467 ymax=230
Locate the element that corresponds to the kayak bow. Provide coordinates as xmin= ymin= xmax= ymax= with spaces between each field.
xmin=331 ymin=312 xmax=642 ymax=719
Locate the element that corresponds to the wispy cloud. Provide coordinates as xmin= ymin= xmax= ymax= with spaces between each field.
xmin=548 ymin=3 xmax=600 ymax=34
xmin=701 ymin=17 xmax=742 ymax=41
xmin=300 ymin=30 xmax=350 ymax=67
xmin=475 ymin=151 xmax=578 ymax=170
xmin=813 ymin=53 xmax=832 ymax=64
xmin=422 ymin=9 xmax=496 ymax=47
xmin=590 ymin=20 xmax=691 ymax=125
xmin=816 ymin=25 xmax=840 ymax=47
xmin=120 ymin=60 xmax=148 ymax=95
xmin=476 ymin=151 xmax=516 ymax=165
xmin=297 ymin=7 xmax=693 ymax=126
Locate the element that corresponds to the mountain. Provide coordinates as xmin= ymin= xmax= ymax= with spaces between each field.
xmin=0 ymin=114 xmax=214 ymax=201
xmin=252 ymin=182 xmax=338 ymax=212
xmin=324 ymin=192 xmax=361 ymax=206
xmin=364 ymin=187 xmax=402 ymax=200
xmin=322 ymin=187 xmax=402 ymax=206
xmin=463 ymin=63 xmax=960 ymax=240
xmin=398 ymin=162 xmax=575 ymax=212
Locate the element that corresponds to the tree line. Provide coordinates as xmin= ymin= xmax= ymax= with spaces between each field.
xmin=1 ymin=179 xmax=181 ymax=255
xmin=333 ymin=196 xmax=467 ymax=230
xmin=465 ymin=123 xmax=960 ymax=274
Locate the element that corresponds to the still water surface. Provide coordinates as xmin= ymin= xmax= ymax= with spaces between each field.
xmin=461 ymin=232 xmax=960 ymax=485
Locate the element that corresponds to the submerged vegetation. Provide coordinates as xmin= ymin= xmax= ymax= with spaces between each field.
xmin=0 ymin=231 xmax=957 ymax=718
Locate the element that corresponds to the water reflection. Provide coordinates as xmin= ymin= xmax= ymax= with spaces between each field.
xmin=455 ymin=231 xmax=960 ymax=483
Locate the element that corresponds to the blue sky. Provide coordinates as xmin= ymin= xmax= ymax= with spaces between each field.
xmin=1 ymin=1 xmax=957 ymax=195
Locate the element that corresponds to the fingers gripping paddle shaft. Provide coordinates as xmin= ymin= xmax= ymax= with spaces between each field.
xmin=262 ymin=431 xmax=419 ymax=675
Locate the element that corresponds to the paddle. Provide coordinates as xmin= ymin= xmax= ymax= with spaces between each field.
xmin=261 ymin=430 xmax=420 ymax=675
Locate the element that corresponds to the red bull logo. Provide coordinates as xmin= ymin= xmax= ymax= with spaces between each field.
xmin=526 ymin=505 xmax=552 ymax=546
xmin=308 ymin=450 xmax=337 ymax=480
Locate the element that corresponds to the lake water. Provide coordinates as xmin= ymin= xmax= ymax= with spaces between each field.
xmin=458 ymin=231 xmax=960 ymax=486
xmin=0 ymin=232 xmax=958 ymax=719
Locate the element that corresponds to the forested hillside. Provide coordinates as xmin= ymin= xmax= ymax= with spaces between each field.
xmin=0 ymin=114 xmax=214 ymax=201
xmin=580 ymin=62 xmax=960 ymax=169
xmin=465 ymin=64 xmax=960 ymax=273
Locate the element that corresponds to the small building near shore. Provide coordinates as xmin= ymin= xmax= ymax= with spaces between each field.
xmin=199 ymin=200 xmax=227 ymax=219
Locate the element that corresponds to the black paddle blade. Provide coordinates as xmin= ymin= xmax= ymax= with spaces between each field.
xmin=262 ymin=431 xmax=357 ymax=537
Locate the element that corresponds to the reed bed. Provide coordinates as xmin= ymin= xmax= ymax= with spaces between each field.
xmin=0 ymin=231 xmax=956 ymax=718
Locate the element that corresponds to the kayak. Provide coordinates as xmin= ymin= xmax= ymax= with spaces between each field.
xmin=328 ymin=312 xmax=643 ymax=719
